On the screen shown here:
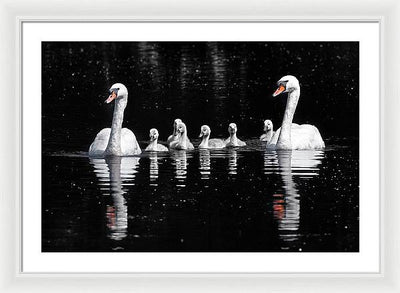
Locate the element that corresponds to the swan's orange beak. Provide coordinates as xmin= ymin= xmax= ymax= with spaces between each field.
xmin=273 ymin=84 xmax=285 ymax=97
xmin=105 ymin=91 xmax=117 ymax=103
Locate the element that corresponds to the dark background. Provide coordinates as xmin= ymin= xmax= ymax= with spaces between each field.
xmin=42 ymin=42 xmax=359 ymax=252
xmin=42 ymin=42 xmax=359 ymax=152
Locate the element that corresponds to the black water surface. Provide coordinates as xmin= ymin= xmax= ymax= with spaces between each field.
xmin=42 ymin=42 xmax=359 ymax=252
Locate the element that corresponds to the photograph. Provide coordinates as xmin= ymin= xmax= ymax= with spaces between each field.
xmin=42 ymin=41 xmax=359 ymax=252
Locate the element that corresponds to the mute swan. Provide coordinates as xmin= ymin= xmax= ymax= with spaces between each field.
xmin=198 ymin=125 xmax=225 ymax=149
xmin=224 ymin=123 xmax=246 ymax=147
xmin=267 ymin=75 xmax=325 ymax=150
xmin=169 ymin=122 xmax=194 ymax=150
xmin=145 ymin=128 xmax=168 ymax=152
xmin=260 ymin=119 xmax=274 ymax=142
xmin=167 ymin=118 xmax=182 ymax=147
xmin=89 ymin=83 xmax=141 ymax=157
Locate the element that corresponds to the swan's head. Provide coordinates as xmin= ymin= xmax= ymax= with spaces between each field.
xmin=173 ymin=118 xmax=183 ymax=133
xmin=263 ymin=119 xmax=273 ymax=131
xmin=228 ymin=123 xmax=237 ymax=134
xmin=176 ymin=122 xmax=187 ymax=135
xmin=174 ymin=118 xmax=182 ymax=127
xmin=149 ymin=128 xmax=159 ymax=141
xmin=105 ymin=83 xmax=128 ymax=103
xmin=273 ymin=75 xmax=299 ymax=97
xmin=199 ymin=125 xmax=211 ymax=138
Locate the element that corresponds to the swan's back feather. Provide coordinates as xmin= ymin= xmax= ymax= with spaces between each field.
xmin=267 ymin=123 xmax=324 ymax=150
xmin=224 ymin=137 xmax=247 ymax=147
xmin=208 ymin=138 xmax=226 ymax=148
xmin=89 ymin=128 xmax=141 ymax=157
xmin=121 ymin=128 xmax=142 ymax=155
xmin=89 ymin=128 xmax=111 ymax=157
xmin=167 ymin=134 xmax=178 ymax=146
xmin=170 ymin=137 xmax=194 ymax=150
xmin=145 ymin=143 xmax=168 ymax=152
xmin=199 ymin=138 xmax=225 ymax=149
xmin=186 ymin=140 xmax=195 ymax=150
xmin=260 ymin=131 xmax=274 ymax=142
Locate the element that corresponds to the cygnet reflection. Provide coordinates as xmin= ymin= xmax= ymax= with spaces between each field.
xmin=199 ymin=149 xmax=211 ymax=180
xmin=171 ymin=150 xmax=188 ymax=187
xmin=228 ymin=149 xmax=238 ymax=175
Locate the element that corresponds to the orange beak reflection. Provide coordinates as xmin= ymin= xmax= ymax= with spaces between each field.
xmin=273 ymin=84 xmax=285 ymax=97
xmin=105 ymin=91 xmax=117 ymax=103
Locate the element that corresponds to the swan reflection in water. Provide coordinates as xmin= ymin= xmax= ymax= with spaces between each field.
xmin=228 ymin=149 xmax=238 ymax=175
xmin=264 ymin=150 xmax=324 ymax=250
xmin=148 ymin=152 xmax=159 ymax=186
xmin=199 ymin=149 xmax=211 ymax=180
xmin=90 ymin=156 xmax=140 ymax=242
xmin=171 ymin=150 xmax=189 ymax=188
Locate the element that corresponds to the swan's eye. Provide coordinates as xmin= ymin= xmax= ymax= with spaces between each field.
xmin=109 ymin=88 xmax=119 ymax=95
xmin=277 ymin=81 xmax=288 ymax=88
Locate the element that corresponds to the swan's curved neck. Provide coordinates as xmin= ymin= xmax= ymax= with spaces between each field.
xmin=148 ymin=139 xmax=158 ymax=148
xmin=277 ymin=88 xmax=300 ymax=149
xmin=229 ymin=132 xmax=238 ymax=144
xmin=200 ymin=135 xmax=209 ymax=147
xmin=105 ymin=96 xmax=127 ymax=156
xmin=178 ymin=131 xmax=188 ymax=147
xmin=179 ymin=131 xmax=187 ymax=141
xmin=265 ymin=129 xmax=273 ymax=141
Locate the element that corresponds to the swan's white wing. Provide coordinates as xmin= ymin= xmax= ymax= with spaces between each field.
xmin=261 ymin=131 xmax=275 ymax=142
xmin=89 ymin=128 xmax=111 ymax=157
xmin=238 ymin=138 xmax=246 ymax=146
xmin=169 ymin=140 xmax=179 ymax=149
xmin=121 ymin=128 xmax=142 ymax=155
xmin=186 ymin=138 xmax=194 ymax=150
xmin=89 ymin=128 xmax=142 ymax=157
xmin=170 ymin=137 xmax=194 ymax=150
xmin=167 ymin=134 xmax=177 ymax=146
xmin=267 ymin=124 xmax=324 ymax=150
xmin=224 ymin=136 xmax=246 ymax=147
xmin=291 ymin=124 xmax=325 ymax=149
xmin=209 ymin=138 xmax=225 ymax=148
xmin=157 ymin=144 xmax=169 ymax=152
xmin=145 ymin=143 xmax=168 ymax=152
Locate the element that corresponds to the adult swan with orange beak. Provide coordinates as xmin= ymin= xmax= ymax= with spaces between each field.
xmin=267 ymin=75 xmax=325 ymax=150
xmin=89 ymin=83 xmax=141 ymax=157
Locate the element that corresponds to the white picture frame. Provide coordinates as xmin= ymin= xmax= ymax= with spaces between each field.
xmin=22 ymin=21 xmax=380 ymax=275
xmin=1 ymin=0 xmax=398 ymax=292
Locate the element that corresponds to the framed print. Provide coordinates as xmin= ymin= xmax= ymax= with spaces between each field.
xmin=1 ymin=0 xmax=400 ymax=292
xmin=21 ymin=21 xmax=379 ymax=274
